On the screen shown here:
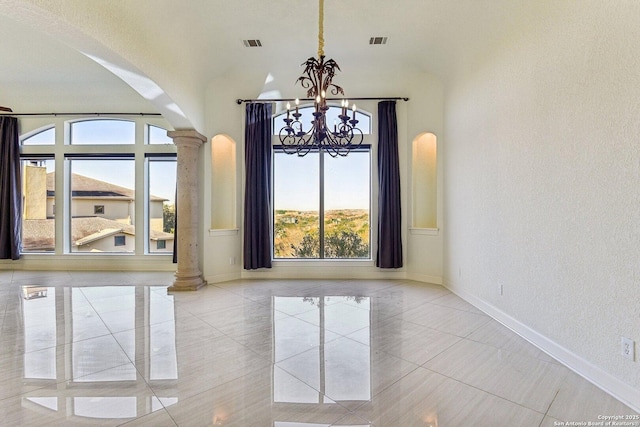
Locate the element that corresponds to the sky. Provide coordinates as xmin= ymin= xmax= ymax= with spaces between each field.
xmin=23 ymin=120 xmax=176 ymax=202
xmin=24 ymin=115 xmax=371 ymax=210
xmin=273 ymin=105 xmax=371 ymax=212
xmin=274 ymin=151 xmax=370 ymax=211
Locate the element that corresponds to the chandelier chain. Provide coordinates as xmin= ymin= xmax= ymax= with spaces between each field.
xmin=279 ymin=0 xmax=363 ymax=157
xmin=318 ymin=0 xmax=325 ymax=58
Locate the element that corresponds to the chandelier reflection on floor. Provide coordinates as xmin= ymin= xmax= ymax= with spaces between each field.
xmin=278 ymin=0 xmax=363 ymax=157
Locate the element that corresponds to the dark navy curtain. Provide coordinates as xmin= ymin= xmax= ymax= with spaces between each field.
xmin=243 ymin=103 xmax=273 ymax=269
xmin=376 ymin=101 xmax=403 ymax=268
xmin=0 ymin=117 xmax=22 ymax=260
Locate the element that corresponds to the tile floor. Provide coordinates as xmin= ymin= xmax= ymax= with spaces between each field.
xmin=0 ymin=270 xmax=636 ymax=426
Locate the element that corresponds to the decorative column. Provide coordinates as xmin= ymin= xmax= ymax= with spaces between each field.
xmin=168 ymin=130 xmax=207 ymax=292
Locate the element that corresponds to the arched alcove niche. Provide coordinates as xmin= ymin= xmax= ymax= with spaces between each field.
xmin=412 ymin=132 xmax=437 ymax=229
xmin=211 ymin=134 xmax=237 ymax=229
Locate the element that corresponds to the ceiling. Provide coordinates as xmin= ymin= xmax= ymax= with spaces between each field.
xmin=0 ymin=0 xmax=545 ymax=126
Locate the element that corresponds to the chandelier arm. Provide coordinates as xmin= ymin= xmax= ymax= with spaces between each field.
xmin=323 ymin=131 xmax=347 ymax=157
xmin=312 ymin=60 xmax=323 ymax=98
xmin=279 ymin=122 xmax=317 ymax=155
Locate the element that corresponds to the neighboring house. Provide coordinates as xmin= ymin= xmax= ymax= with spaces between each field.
xmin=22 ymin=166 xmax=174 ymax=252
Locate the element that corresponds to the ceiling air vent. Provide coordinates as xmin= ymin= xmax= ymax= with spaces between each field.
xmin=369 ymin=37 xmax=388 ymax=45
xmin=243 ymin=39 xmax=262 ymax=48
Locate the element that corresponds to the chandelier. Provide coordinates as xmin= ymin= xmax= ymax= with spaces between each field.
xmin=278 ymin=0 xmax=363 ymax=157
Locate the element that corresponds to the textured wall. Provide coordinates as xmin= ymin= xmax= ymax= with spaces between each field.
xmin=444 ymin=1 xmax=640 ymax=389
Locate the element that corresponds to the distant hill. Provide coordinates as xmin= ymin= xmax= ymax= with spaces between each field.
xmin=274 ymin=209 xmax=369 ymax=258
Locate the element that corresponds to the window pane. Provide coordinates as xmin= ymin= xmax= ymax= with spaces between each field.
xmin=273 ymin=151 xmax=319 ymax=258
xmin=323 ymin=151 xmax=370 ymax=258
xmin=324 ymin=296 xmax=371 ymax=401
xmin=148 ymin=158 xmax=176 ymax=254
xmin=70 ymin=159 xmax=135 ymax=253
xmin=148 ymin=125 xmax=173 ymax=144
xmin=70 ymin=120 xmax=135 ymax=145
xmin=273 ymin=297 xmax=321 ymax=403
xmin=150 ymin=288 xmax=178 ymax=380
xmin=72 ymin=287 xmax=136 ymax=382
xmin=273 ymin=105 xmax=371 ymax=135
xmin=21 ymin=158 xmax=55 ymax=252
xmin=22 ymin=127 xmax=55 ymax=145
xmin=22 ymin=286 xmax=56 ymax=379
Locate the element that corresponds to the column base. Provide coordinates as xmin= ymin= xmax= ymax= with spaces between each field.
xmin=168 ymin=273 xmax=207 ymax=292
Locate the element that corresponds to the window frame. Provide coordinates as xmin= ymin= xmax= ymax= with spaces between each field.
xmin=20 ymin=155 xmax=56 ymax=253
xmin=146 ymin=153 xmax=177 ymax=254
xmin=270 ymin=103 xmax=375 ymax=262
xmin=19 ymin=117 xmax=176 ymax=257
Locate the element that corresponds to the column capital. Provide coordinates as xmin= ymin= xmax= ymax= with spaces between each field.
xmin=168 ymin=129 xmax=207 ymax=146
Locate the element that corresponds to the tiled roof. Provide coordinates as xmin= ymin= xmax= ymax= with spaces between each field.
xmin=71 ymin=217 xmax=135 ymax=245
xmin=21 ymin=219 xmax=54 ymax=250
xmin=22 ymin=217 xmax=174 ymax=251
xmin=46 ymin=172 xmax=167 ymax=201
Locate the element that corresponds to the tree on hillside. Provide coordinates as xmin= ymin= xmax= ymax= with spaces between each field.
xmin=291 ymin=234 xmax=319 ymax=258
xmin=325 ymin=230 xmax=369 ymax=258
xmin=292 ymin=230 xmax=369 ymax=258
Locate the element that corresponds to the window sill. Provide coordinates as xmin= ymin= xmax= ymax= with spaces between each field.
xmin=272 ymin=259 xmax=374 ymax=267
xmin=409 ymin=227 xmax=439 ymax=236
xmin=18 ymin=252 xmax=174 ymax=257
xmin=208 ymin=228 xmax=239 ymax=236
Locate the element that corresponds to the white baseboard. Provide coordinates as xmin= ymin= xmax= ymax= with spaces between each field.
xmin=445 ymin=282 xmax=640 ymax=413
xmin=205 ymin=271 xmax=242 ymax=284
xmin=208 ymin=269 xmax=440 ymax=285
xmin=406 ymin=272 xmax=442 ymax=285
xmin=241 ymin=270 xmax=406 ymax=281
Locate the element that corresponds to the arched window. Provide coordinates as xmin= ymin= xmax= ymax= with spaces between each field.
xmin=148 ymin=124 xmax=173 ymax=144
xmin=70 ymin=119 xmax=135 ymax=145
xmin=21 ymin=127 xmax=55 ymax=145
xmin=19 ymin=118 xmax=176 ymax=255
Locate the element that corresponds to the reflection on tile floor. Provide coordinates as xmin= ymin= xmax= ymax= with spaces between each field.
xmin=0 ymin=271 xmax=636 ymax=426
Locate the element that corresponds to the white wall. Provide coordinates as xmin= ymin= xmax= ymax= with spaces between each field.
xmin=72 ymin=199 xmax=132 ymax=224
xmin=444 ymin=1 xmax=640 ymax=408
xmin=406 ymin=74 xmax=444 ymax=284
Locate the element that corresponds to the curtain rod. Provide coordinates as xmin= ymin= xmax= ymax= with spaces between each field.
xmin=0 ymin=112 xmax=162 ymax=117
xmin=236 ymin=96 xmax=409 ymax=104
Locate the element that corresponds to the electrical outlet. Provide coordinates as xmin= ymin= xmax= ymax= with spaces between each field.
xmin=621 ymin=337 xmax=635 ymax=361
xmin=229 ymin=256 xmax=236 ymax=265
xmin=498 ymin=284 xmax=504 ymax=296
